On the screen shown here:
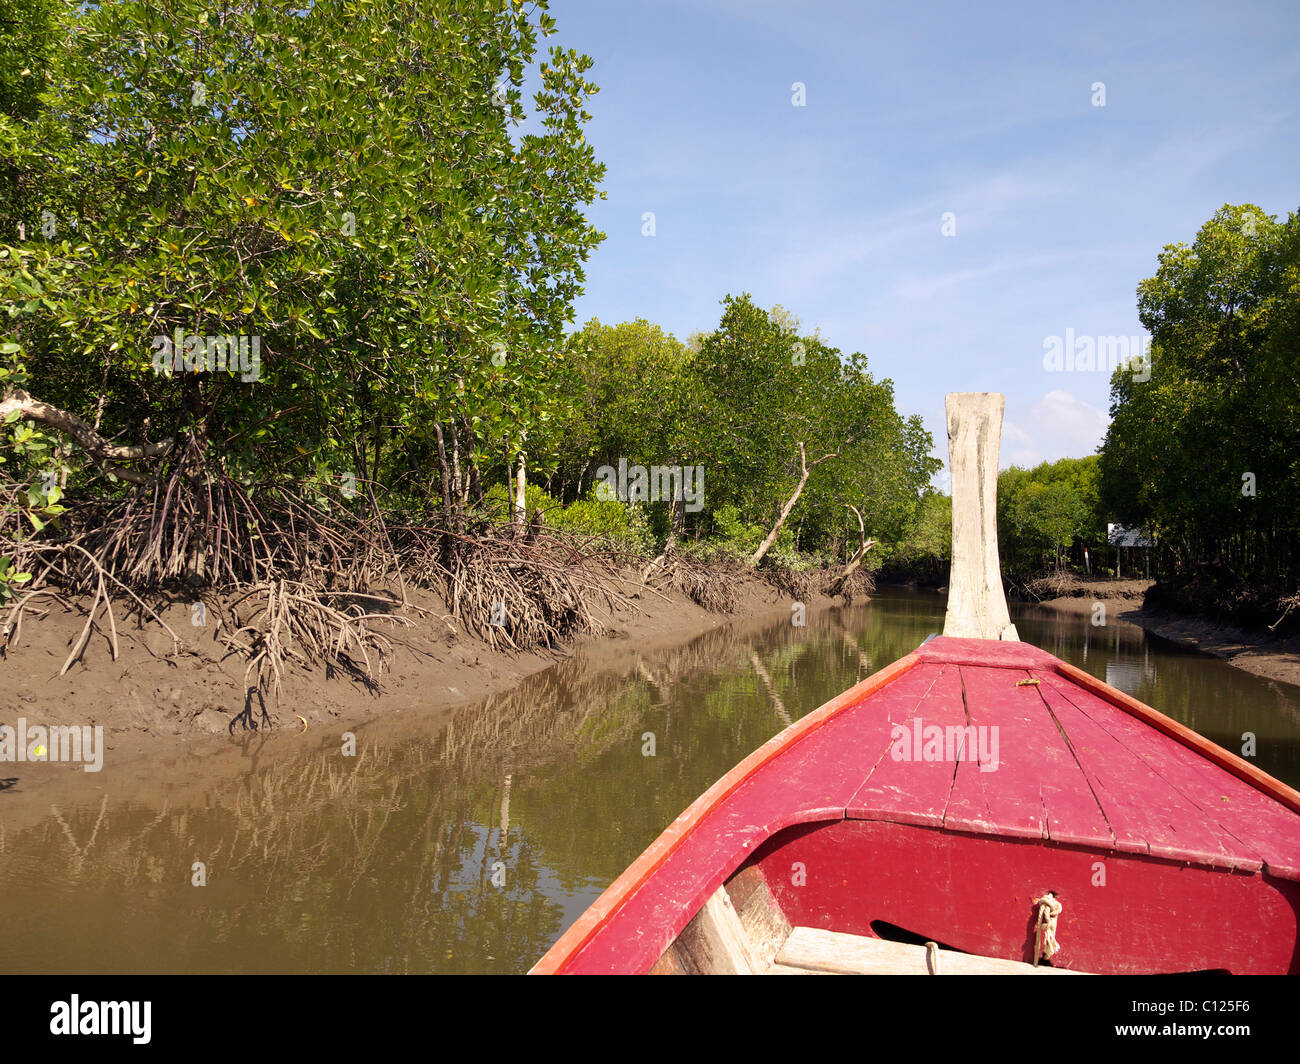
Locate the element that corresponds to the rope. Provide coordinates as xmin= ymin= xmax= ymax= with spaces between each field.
xmin=1032 ymin=892 xmax=1063 ymax=966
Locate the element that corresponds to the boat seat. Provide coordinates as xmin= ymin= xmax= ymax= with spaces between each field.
xmin=657 ymin=870 xmax=1091 ymax=974
xmin=773 ymin=926 xmax=1089 ymax=975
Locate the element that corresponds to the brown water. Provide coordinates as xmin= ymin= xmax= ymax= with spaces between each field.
xmin=2 ymin=590 xmax=1298 ymax=974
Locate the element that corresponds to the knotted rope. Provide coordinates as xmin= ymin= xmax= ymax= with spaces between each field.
xmin=1032 ymin=892 xmax=1063 ymax=966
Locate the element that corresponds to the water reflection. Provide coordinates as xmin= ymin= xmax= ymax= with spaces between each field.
xmin=0 ymin=591 xmax=1297 ymax=973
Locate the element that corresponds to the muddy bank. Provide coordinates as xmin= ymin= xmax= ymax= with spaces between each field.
xmin=1 ymin=565 xmax=832 ymax=772
xmin=0 ymin=596 xmax=865 ymax=841
xmin=1025 ymin=578 xmax=1300 ymax=688
xmin=1118 ymin=608 xmax=1300 ymax=689
xmin=1034 ymin=578 xmax=1151 ymax=620
xmin=1022 ymin=576 xmax=1153 ymax=605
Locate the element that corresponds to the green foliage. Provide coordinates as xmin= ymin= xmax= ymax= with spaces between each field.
xmin=0 ymin=552 xmax=32 ymax=599
xmin=549 ymin=297 xmax=938 ymax=563
xmin=2 ymin=0 xmax=604 ymax=514
xmin=687 ymin=295 xmax=903 ymax=533
xmin=482 ymin=481 xmax=559 ymax=525
xmin=0 ymin=0 xmax=61 ymax=239
xmin=0 ymin=0 xmax=59 ymax=120
xmin=551 ymin=319 xmax=689 ymax=481
xmin=478 ymin=481 xmax=652 ymax=552
xmin=879 ymin=490 xmax=951 ymax=578
xmin=1099 ymin=203 xmax=1300 ymax=584
xmin=550 ymin=494 xmax=629 ymax=539
xmin=711 ymin=503 xmax=764 ymax=557
xmin=1 ymin=2 xmax=943 ymax=583
xmin=1 ymin=345 xmax=68 ymax=547
xmin=553 ymin=491 xmax=653 ymax=553
xmin=998 ymin=456 xmax=1103 ymax=574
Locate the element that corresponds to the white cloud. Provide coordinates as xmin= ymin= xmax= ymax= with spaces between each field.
xmin=1002 ymin=390 xmax=1109 ymax=468
xmin=1001 ymin=417 xmax=1040 ymax=468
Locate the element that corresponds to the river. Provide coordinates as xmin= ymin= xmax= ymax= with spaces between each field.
xmin=2 ymin=589 xmax=1298 ymax=973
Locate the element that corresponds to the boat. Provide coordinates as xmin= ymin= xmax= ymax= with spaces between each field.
xmin=530 ymin=394 xmax=1300 ymax=975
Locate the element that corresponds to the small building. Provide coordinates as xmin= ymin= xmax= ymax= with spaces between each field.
xmin=1107 ymin=523 xmax=1152 ymax=578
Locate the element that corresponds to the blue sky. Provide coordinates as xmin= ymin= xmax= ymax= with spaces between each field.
xmin=545 ymin=0 xmax=1300 ymax=482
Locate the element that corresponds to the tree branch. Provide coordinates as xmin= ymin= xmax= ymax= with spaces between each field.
xmin=1 ymin=388 xmax=172 ymax=485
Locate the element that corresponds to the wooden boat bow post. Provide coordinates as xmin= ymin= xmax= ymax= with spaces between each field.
xmin=942 ymin=392 xmax=1017 ymax=642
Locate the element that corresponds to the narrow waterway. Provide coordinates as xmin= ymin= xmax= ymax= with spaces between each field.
xmin=2 ymin=590 xmax=1298 ymax=973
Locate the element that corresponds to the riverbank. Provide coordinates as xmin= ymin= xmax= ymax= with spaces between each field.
xmin=10 ymin=566 xmax=1300 ymax=799
xmin=1020 ymin=575 xmax=1153 ymax=613
xmin=1 ymin=566 xmax=831 ymax=770
xmin=1120 ymin=608 xmax=1300 ymax=689
xmin=1026 ymin=576 xmax=1300 ymax=688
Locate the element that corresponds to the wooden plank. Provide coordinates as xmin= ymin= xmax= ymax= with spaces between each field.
xmin=675 ymin=885 xmax=759 ymax=975
xmin=776 ymin=927 xmax=1087 ymax=975
xmin=648 ymin=943 xmax=691 ymax=975
xmin=728 ymin=868 xmax=792 ymax=969
xmin=943 ymin=756 xmax=997 ymax=835
xmin=724 ymin=864 xmax=767 ymax=912
xmin=1054 ymin=659 xmax=1300 ymax=817
xmin=1035 ymin=673 xmax=1252 ymax=870
xmin=918 ymin=636 xmax=1055 ymax=670
xmin=1041 ymin=670 xmax=1300 ymax=879
xmin=531 ymin=652 xmax=922 ymax=974
xmin=945 ymin=666 xmax=1041 ymax=839
xmin=848 ymin=663 xmax=963 ymax=827
xmin=951 ymin=666 xmax=1113 ymax=848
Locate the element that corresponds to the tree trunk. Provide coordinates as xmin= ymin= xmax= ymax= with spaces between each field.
xmin=468 ymin=453 xmax=483 ymax=507
xmin=750 ymin=442 xmax=845 ymax=568
xmin=181 ymin=373 xmax=209 ymax=584
xmin=432 ymin=419 xmax=456 ymax=530
xmin=827 ymin=505 xmax=875 ymax=598
xmin=750 ymin=442 xmax=813 ymax=567
xmin=665 ymin=496 xmax=684 ymax=553
xmin=449 ymin=419 xmax=464 ymax=526
xmin=512 ymin=446 xmax=527 ymax=538
xmin=750 ymin=470 xmax=808 ymax=567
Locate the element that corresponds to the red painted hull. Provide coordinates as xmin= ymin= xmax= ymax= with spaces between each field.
xmin=532 ymin=637 xmax=1300 ymax=974
xmin=756 ymin=819 xmax=1300 ymax=974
